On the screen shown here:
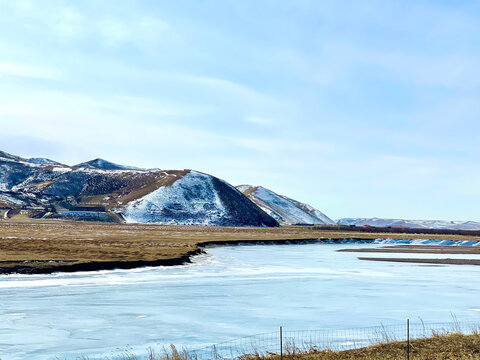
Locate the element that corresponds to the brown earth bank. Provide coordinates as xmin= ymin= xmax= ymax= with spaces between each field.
xmin=358 ymin=257 xmax=480 ymax=266
xmin=1 ymin=219 xmax=479 ymax=275
xmin=245 ymin=333 xmax=480 ymax=360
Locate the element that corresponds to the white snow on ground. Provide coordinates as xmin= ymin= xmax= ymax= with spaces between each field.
xmin=75 ymin=167 xmax=147 ymax=176
xmin=51 ymin=166 xmax=72 ymax=174
xmin=0 ymin=164 xmax=15 ymax=191
xmin=11 ymin=174 xmax=38 ymax=192
xmin=238 ymin=185 xmax=334 ymax=225
xmin=287 ymin=197 xmax=335 ymax=225
xmin=0 ymin=193 xmax=25 ymax=205
xmin=337 ymin=217 xmax=480 ymax=230
xmin=236 ymin=184 xmax=253 ymax=193
xmin=122 ymin=171 xmax=227 ymax=225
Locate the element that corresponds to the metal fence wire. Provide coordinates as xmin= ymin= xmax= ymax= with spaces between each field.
xmin=187 ymin=320 xmax=480 ymax=360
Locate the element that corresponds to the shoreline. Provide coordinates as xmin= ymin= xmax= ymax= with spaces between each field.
xmin=358 ymin=257 xmax=480 ymax=266
xmin=340 ymin=245 xmax=480 ymax=266
xmin=1 ymin=238 xmax=371 ymax=275
xmin=339 ymin=245 xmax=480 ymax=254
xmin=1 ymin=220 xmax=480 ymax=275
xmin=5 ymin=238 xmax=480 ymax=275
xmin=0 ymin=248 xmax=206 ymax=275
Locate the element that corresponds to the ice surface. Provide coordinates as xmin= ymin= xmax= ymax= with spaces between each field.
xmin=2 ymin=240 xmax=480 ymax=360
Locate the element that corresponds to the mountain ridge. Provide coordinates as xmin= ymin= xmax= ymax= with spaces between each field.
xmin=337 ymin=217 xmax=480 ymax=230
xmin=236 ymin=184 xmax=334 ymax=225
xmin=74 ymin=158 xmax=140 ymax=170
xmin=0 ymin=150 xmax=278 ymax=227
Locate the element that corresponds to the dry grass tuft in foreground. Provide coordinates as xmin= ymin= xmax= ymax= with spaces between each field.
xmin=243 ymin=332 xmax=480 ymax=360
xmin=85 ymin=333 xmax=480 ymax=360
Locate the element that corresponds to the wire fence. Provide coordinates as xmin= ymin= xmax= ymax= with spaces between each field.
xmin=187 ymin=320 xmax=480 ymax=359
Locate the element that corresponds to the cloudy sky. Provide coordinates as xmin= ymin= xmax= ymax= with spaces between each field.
xmin=1 ymin=0 xmax=479 ymax=221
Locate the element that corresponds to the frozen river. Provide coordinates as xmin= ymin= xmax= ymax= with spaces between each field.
xmin=1 ymin=240 xmax=480 ymax=359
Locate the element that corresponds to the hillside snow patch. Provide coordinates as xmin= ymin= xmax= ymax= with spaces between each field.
xmin=122 ymin=171 xmax=227 ymax=225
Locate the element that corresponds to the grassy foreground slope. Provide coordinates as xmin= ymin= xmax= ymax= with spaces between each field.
xmin=107 ymin=333 xmax=480 ymax=359
xmin=1 ymin=219 xmax=479 ymax=274
xmin=247 ymin=333 xmax=480 ymax=360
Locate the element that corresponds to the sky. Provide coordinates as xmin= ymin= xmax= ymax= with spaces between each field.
xmin=0 ymin=0 xmax=479 ymax=221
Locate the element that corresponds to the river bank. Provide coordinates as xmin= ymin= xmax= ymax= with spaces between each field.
xmin=1 ymin=219 xmax=479 ymax=274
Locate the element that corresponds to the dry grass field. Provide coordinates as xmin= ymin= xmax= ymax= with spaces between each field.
xmin=1 ymin=218 xmax=479 ymax=274
xmin=245 ymin=333 xmax=480 ymax=360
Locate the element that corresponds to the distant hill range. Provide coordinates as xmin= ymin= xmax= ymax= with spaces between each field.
xmin=337 ymin=217 xmax=480 ymax=231
xmin=7 ymin=150 xmax=474 ymax=230
xmin=236 ymin=185 xmax=334 ymax=225
xmin=0 ymin=150 xmax=279 ymax=226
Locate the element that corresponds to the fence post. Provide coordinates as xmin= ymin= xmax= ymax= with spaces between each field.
xmin=407 ymin=319 xmax=410 ymax=360
xmin=280 ymin=326 xmax=283 ymax=360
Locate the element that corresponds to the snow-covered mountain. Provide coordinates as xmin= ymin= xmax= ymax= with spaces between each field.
xmin=74 ymin=158 xmax=139 ymax=170
xmin=337 ymin=217 xmax=480 ymax=230
xmin=28 ymin=157 xmax=65 ymax=166
xmin=0 ymin=150 xmax=278 ymax=226
xmin=236 ymin=185 xmax=334 ymax=225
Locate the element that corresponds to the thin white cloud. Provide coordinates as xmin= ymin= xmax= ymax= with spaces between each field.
xmin=103 ymin=95 xmax=212 ymax=118
xmin=0 ymin=89 xmax=225 ymax=153
xmin=0 ymin=62 xmax=61 ymax=80
xmin=235 ymin=138 xmax=334 ymax=155
xmin=98 ymin=19 xmax=130 ymax=45
xmin=180 ymin=75 xmax=277 ymax=105
xmin=2 ymin=1 xmax=171 ymax=45
xmin=244 ymin=116 xmax=279 ymax=126
xmin=362 ymin=51 xmax=480 ymax=89
xmin=279 ymin=42 xmax=480 ymax=89
xmin=98 ymin=16 xmax=171 ymax=46
xmin=51 ymin=7 xmax=85 ymax=39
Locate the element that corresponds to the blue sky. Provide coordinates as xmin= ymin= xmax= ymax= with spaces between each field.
xmin=1 ymin=0 xmax=479 ymax=221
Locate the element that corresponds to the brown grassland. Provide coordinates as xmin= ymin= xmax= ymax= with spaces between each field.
xmin=244 ymin=333 xmax=480 ymax=360
xmin=0 ymin=218 xmax=479 ymax=274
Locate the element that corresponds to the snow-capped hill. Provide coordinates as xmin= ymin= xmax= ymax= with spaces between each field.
xmin=0 ymin=154 xmax=42 ymax=192
xmin=124 ymin=171 xmax=277 ymax=226
xmin=74 ymin=158 xmax=137 ymax=170
xmin=0 ymin=150 xmax=25 ymax=162
xmin=28 ymin=157 xmax=65 ymax=166
xmin=336 ymin=218 xmax=480 ymax=230
xmin=236 ymin=185 xmax=334 ymax=225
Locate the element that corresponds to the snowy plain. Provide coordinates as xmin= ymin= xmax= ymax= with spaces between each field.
xmin=1 ymin=241 xmax=480 ymax=359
